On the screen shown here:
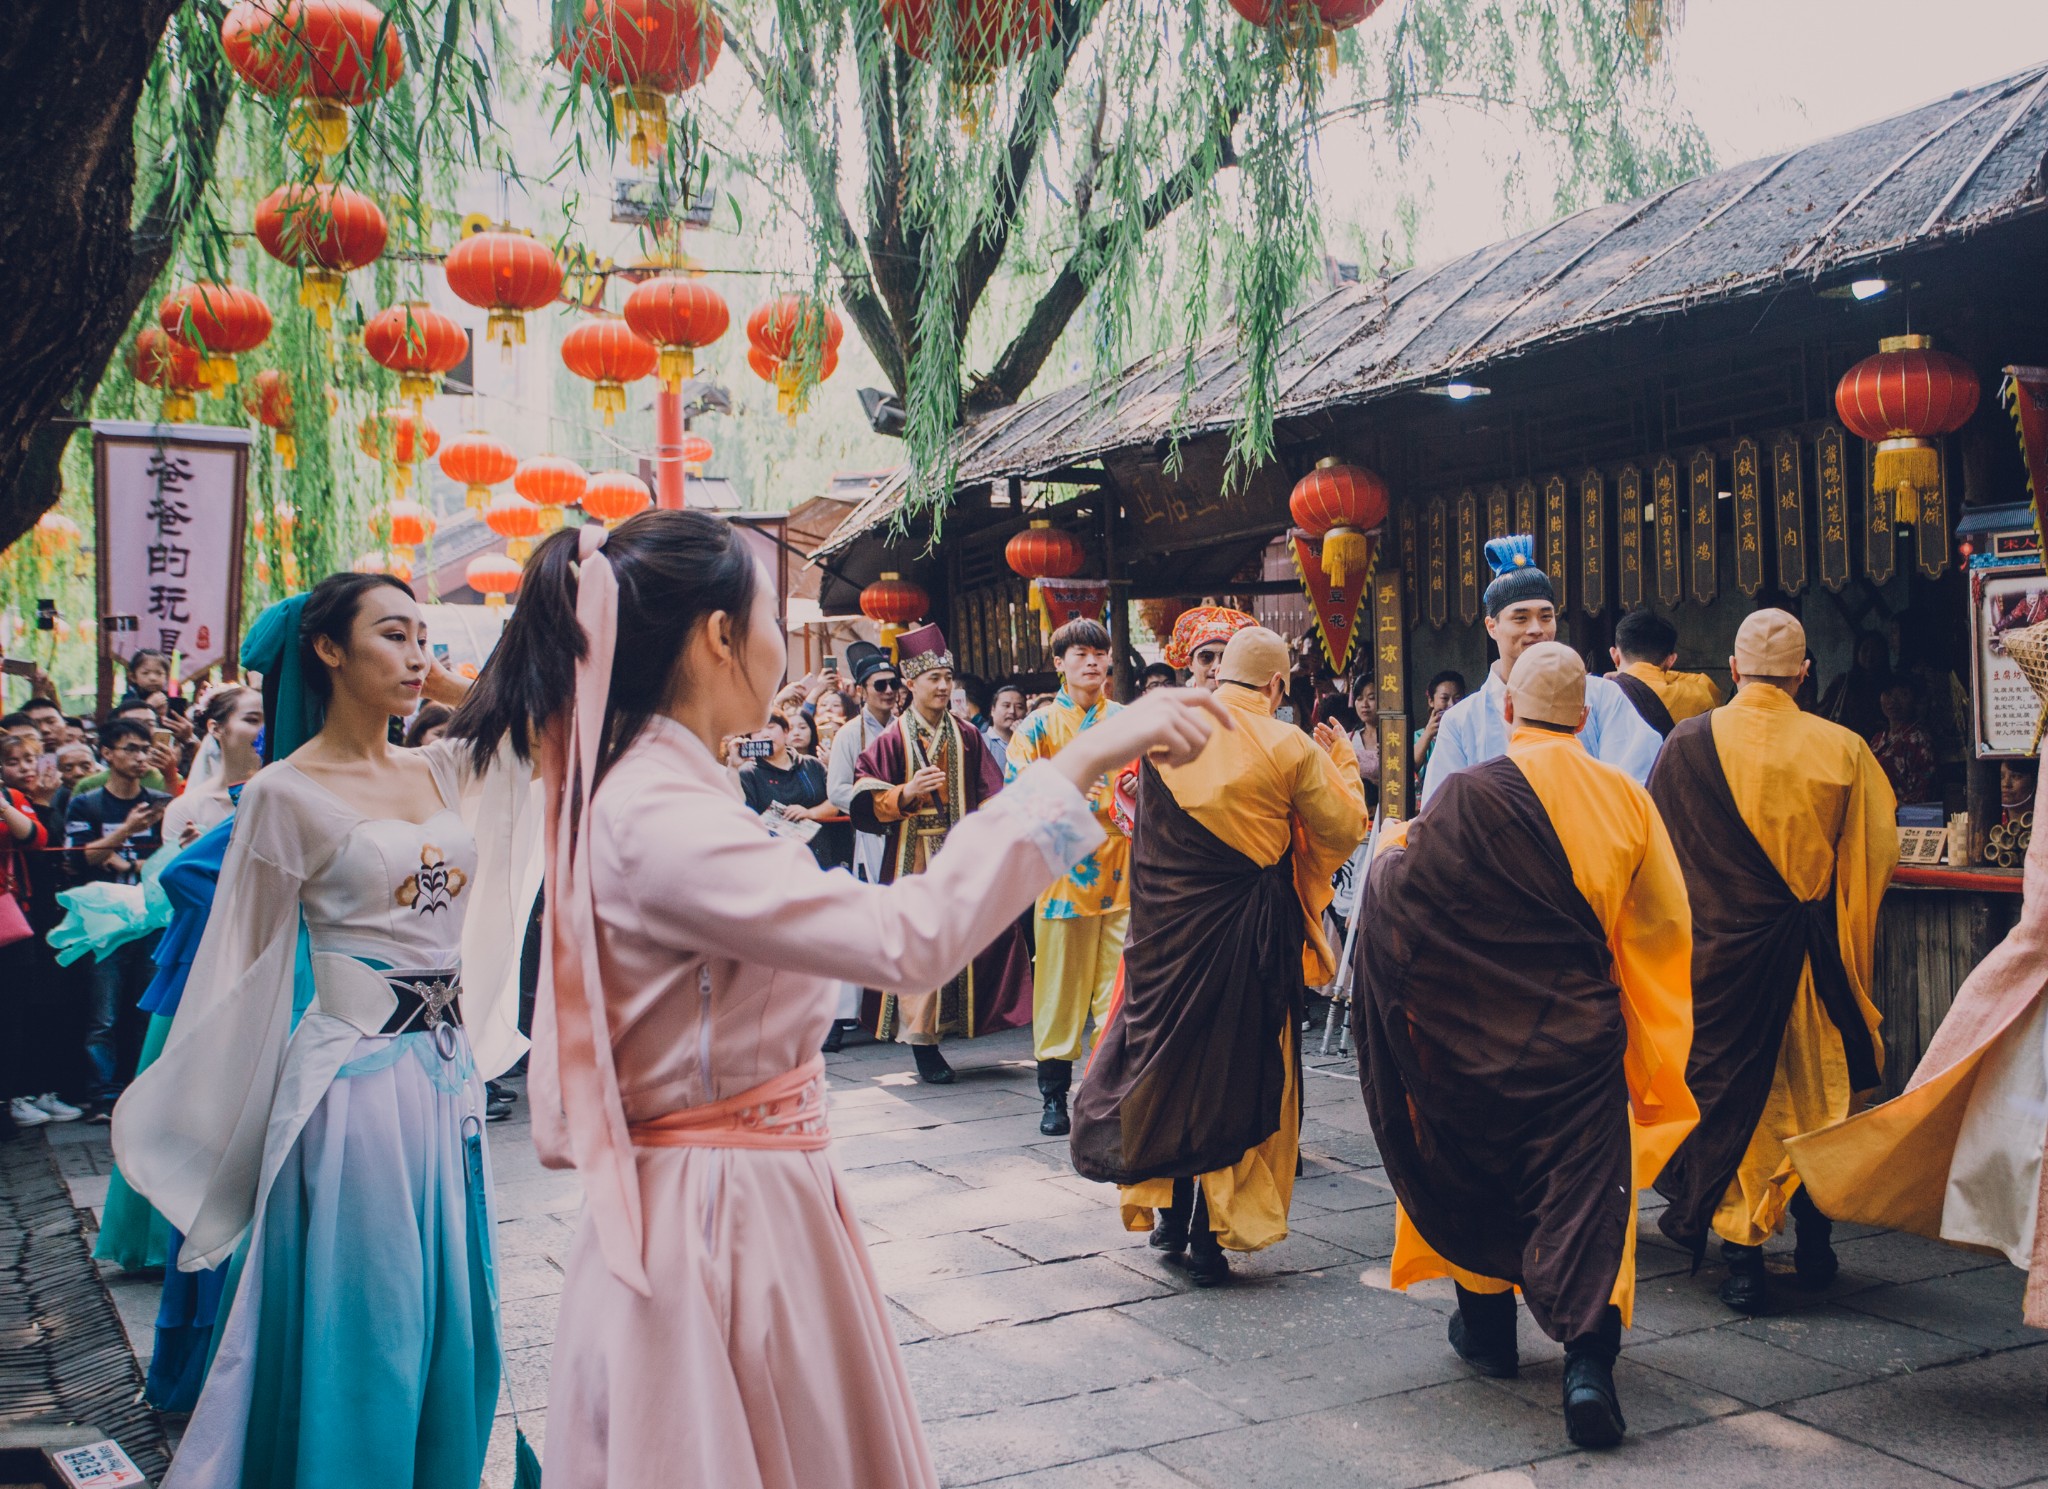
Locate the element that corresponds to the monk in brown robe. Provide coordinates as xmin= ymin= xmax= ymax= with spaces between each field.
xmin=1609 ymin=608 xmax=1723 ymax=736
xmin=1354 ymin=642 xmax=1695 ymax=1448
xmin=1647 ymin=608 xmax=1896 ymax=1313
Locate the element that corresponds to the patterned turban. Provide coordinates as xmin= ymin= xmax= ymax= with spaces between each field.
xmin=1163 ymin=605 xmax=1258 ymax=670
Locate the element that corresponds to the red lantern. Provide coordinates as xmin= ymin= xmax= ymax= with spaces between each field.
xmin=514 ymin=454 xmax=588 ymax=530
xmin=133 ymin=327 xmax=206 ymax=422
xmin=158 ymin=283 xmax=273 ymax=390
xmin=466 ymin=552 xmax=523 ymax=608
xmin=443 ymin=230 xmax=565 ymax=348
xmin=881 ymin=0 xmax=1053 ymax=80
xmin=1835 ymin=333 xmax=1981 ymax=525
xmin=745 ymin=295 xmax=843 ymax=417
xmin=1227 ymin=0 xmax=1385 ymax=54
xmin=246 ymin=369 xmax=296 ymax=469
xmin=860 ymin=571 xmax=929 ymax=654
xmin=220 ymin=0 xmax=405 ymax=160
xmin=677 ymin=433 xmax=714 ymax=469
xmin=254 ymin=181 xmax=388 ymax=327
xmin=358 ymin=407 xmax=441 ymax=494
xmin=1289 ymin=455 xmax=1387 ymax=590
xmin=364 ymin=301 xmax=468 ymax=404
xmin=581 ymin=469 xmax=653 ymax=526
xmin=484 ymin=493 xmax=545 ymax=561
xmin=384 ymin=498 xmax=436 ymax=563
xmin=354 ymin=549 xmax=414 ymax=585
xmin=623 ymin=275 xmax=729 ymax=390
xmin=553 ymin=0 xmax=723 ymax=166
xmin=1005 ymin=518 xmax=1085 ymax=581
xmin=561 ymin=315 xmax=659 ymax=425
xmin=439 ymin=432 xmax=518 ymax=511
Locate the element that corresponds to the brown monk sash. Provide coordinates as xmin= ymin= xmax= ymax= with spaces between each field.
xmin=1070 ymin=759 xmax=1299 ymax=1186
xmin=1351 ymin=756 xmax=1632 ymax=1345
xmin=1612 ymin=671 xmax=1677 ymax=738
xmin=1647 ymin=716 xmax=1881 ymax=1254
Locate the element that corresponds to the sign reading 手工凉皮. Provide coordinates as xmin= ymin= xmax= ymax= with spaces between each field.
xmin=92 ymin=421 xmax=250 ymax=714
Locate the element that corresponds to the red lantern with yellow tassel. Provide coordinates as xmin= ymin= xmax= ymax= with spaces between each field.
xmin=364 ymin=301 xmax=468 ymax=405
xmin=1289 ymin=456 xmax=1388 ymax=590
xmin=1835 ymin=334 xmax=1980 ymax=526
xmin=133 ymin=328 xmax=206 ymax=422
xmin=439 ymin=432 xmax=518 ymax=512
xmin=881 ymin=0 xmax=1054 ymax=81
xmin=552 ymin=0 xmax=722 ymax=167
xmin=466 ymin=553 xmax=523 ymax=608
xmin=358 ymin=407 xmax=440 ymax=495
xmin=443 ymin=229 xmax=565 ymax=349
xmin=246 ymin=370 xmax=296 ymax=468
xmin=384 ymin=499 xmax=436 ymax=565
xmin=746 ymin=296 xmax=843 ymax=418
xmin=158 ymin=283 xmax=273 ymax=390
xmin=253 ymin=180 xmax=388 ymax=329
xmin=623 ymin=275 xmax=729 ymax=391
xmin=1004 ymin=518 xmax=1085 ymax=638
xmin=1228 ymin=0 xmax=1384 ymax=71
xmin=860 ymin=572 xmax=929 ymax=655
xmin=581 ymin=469 xmax=654 ymax=526
xmin=677 ymin=433 xmax=713 ymax=471
xmin=514 ymin=454 xmax=588 ymax=531
xmin=484 ymin=493 xmax=545 ymax=562
xmin=561 ymin=315 xmax=659 ymax=425
xmin=220 ymin=0 xmax=405 ymax=161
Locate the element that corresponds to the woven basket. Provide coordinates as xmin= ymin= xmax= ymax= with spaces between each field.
xmin=1999 ymin=621 xmax=2048 ymax=751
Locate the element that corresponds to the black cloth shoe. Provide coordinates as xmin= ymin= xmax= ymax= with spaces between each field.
xmin=821 ymin=1020 xmax=845 ymax=1054
xmin=1719 ymin=1240 xmax=1770 ymax=1314
xmin=486 ymin=1079 xmax=518 ymax=1106
xmin=1150 ymin=1178 xmax=1192 ymax=1255
xmin=1182 ymin=1186 xmax=1229 ymax=1286
xmin=1561 ymin=1354 xmax=1626 ymax=1448
xmin=911 ymin=1043 xmax=955 ymax=1085
xmin=1789 ymin=1187 xmax=1839 ymax=1290
xmin=1448 ymin=1284 xmax=1520 ymax=1378
xmin=1036 ymin=1059 xmax=1072 ymax=1136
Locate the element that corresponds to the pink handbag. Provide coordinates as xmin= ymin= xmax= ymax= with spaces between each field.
xmin=0 ymin=889 xmax=29 ymax=949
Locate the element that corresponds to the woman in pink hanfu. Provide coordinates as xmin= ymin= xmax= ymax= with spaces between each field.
xmin=448 ymin=511 xmax=1231 ymax=1489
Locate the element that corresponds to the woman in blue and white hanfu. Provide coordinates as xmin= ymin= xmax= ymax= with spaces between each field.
xmin=113 ymin=572 xmax=537 ymax=1488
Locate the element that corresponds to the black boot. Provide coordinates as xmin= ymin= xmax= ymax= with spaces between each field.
xmin=1719 ymin=1239 xmax=1770 ymax=1314
xmin=1150 ymin=1178 xmax=1192 ymax=1257
xmin=1448 ymin=1284 xmax=1519 ymax=1378
xmin=1036 ymin=1059 xmax=1072 ymax=1136
xmin=1181 ymin=1183 xmax=1230 ymax=1287
xmin=821 ymin=1020 xmax=845 ymax=1054
xmin=1789 ymin=1186 xmax=1839 ymax=1290
xmin=1561 ymin=1306 xmax=1626 ymax=1448
xmin=911 ymin=1042 xmax=955 ymax=1085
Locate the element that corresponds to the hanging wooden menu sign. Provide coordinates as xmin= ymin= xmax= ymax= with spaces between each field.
xmin=1688 ymin=448 xmax=1718 ymax=605
xmin=1484 ymin=483 xmax=1511 ymax=542
xmin=1543 ymin=475 xmax=1569 ymax=612
xmin=1653 ymin=454 xmax=1683 ymax=606
xmin=1916 ymin=457 xmax=1950 ymax=579
xmin=1513 ymin=479 xmax=1538 ymax=538
xmin=1579 ymin=467 xmax=1606 ymax=616
xmin=1864 ymin=448 xmax=1896 ymax=586
xmin=1816 ymin=425 xmax=1852 ymax=592
xmin=1456 ymin=488 xmax=1480 ymax=625
xmin=1398 ymin=508 xmax=1419 ymax=626
xmin=1732 ymin=437 xmax=1764 ymax=597
xmin=1772 ymin=431 xmax=1807 ymax=595
xmin=1372 ymin=566 xmax=1409 ymax=822
xmin=1426 ymin=494 xmax=1449 ymax=629
xmin=1618 ymin=464 xmax=1644 ymax=609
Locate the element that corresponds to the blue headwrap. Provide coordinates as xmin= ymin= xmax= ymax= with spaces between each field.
xmin=1482 ymin=534 xmax=1556 ymax=617
xmin=240 ymin=594 xmax=321 ymax=763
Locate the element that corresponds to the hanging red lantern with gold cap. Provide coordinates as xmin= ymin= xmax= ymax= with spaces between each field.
xmin=561 ymin=315 xmax=659 ymax=425
xmin=246 ymin=369 xmax=297 ymax=469
xmin=364 ymin=301 xmax=468 ymax=405
xmin=254 ymin=180 xmax=388 ymax=328
xmin=622 ymin=275 xmax=729 ymax=390
xmin=221 ymin=0 xmax=405 ymax=160
xmin=354 ymin=549 xmax=414 ymax=585
xmin=1289 ymin=456 xmax=1387 ymax=590
xmin=1004 ymin=517 xmax=1085 ymax=636
xmin=514 ymin=454 xmax=588 ymax=531
xmin=746 ymin=295 xmax=843 ymax=417
xmin=860 ymin=571 xmax=928 ymax=654
xmin=158 ymin=283 xmax=273 ymax=390
xmin=484 ymin=493 xmax=545 ymax=561
xmin=677 ymin=433 xmax=713 ymax=471
xmin=1227 ymin=0 xmax=1384 ymax=71
xmin=442 ymin=229 xmax=565 ymax=349
xmin=358 ymin=406 xmax=440 ymax=494
xmin=881 ymin=0 xmax=1054 ymax=83
xmin=553 ymin=0 xmax=723 ymax=167
xmin=1835 ymin=334 xmax=1981 ymax=526
xmin=438 ymin=432 xmax=518 ymax=512
xmin=384 ymin=498 xmax=436 ymax=564
xmin=465 ymin=553 xmax=523 ymax=608
xmin=582 ymin=469 xmax=653 ymax=526
xmin=133 ymin=327 xmax=206 ymax=422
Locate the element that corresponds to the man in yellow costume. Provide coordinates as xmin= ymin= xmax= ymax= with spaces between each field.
xmin=1647 ymin=608 xmax=1897 ymax=1312
xmin=1353 ymin=642 xmax=1695 ymax=1448
xmin=1071 ymin=628 xmax=1364 ymax=1286
xmin=1608 ymin=608 xmax=1723 ymax=737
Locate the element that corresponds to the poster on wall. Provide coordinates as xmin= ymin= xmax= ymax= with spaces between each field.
xmin=92 ymin=421 xmax=250 ymax=712
xmin=1972 ymin=567 xmax=2048 ymax=757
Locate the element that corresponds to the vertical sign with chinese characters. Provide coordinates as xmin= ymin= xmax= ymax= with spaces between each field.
xmin=1652 ymin=454 xmax=1682 ymax=606
xmin=1579 ymin=467 xmax=1607 ymax=616
xmin=1426 ymin=495 xmax=1449 ymax=629
xmin=1456 ymin=488 xmax=1480 ymax=625
xmin=1688 ymin=448 xmax=1718 ymax=605
xmin=1773 ymin=431 xmax=1807 ymax=594
xmin=1618 ymin=464 xmax=1645 ymax=609
xmin=1916 ymin=454 xmax=1951 ymax=579
xmin=1372 ymin=566 xmax=1409 ymax=821
xmin=1398 ymin=508 xmax=1419 ymax=626
xmin=1817 ymin=425 xmax=1852 ymax=592
xmin=1543 ymin=474 xmax=1569 ymax=613
xmin=92 ymin=423 xmax=249 ymax=714
xmin=1733 ymin=437 xmax=1764 ymax=597
xmin=1864 ymin=449 xmax=1896 ymax=585
xmin=1484 ymin=483 xmax=1511 ymax=543
xmin=1513 ymin=479 xmax=1538 ymax=539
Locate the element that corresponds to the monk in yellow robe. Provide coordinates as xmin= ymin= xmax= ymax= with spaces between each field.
xmin=1647 ymin=608 xmax=1896 ymax=1313
xmin=1071 ymin=628 xmax=1364 ymax=1286
xmin=1353 ymin=642 xmax=1695 ymax=1448
xmin=1609 ymin=607 xmax=1723 ymax=736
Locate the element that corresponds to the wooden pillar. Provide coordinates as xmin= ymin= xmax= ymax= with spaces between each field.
xmin=1103 ymin=491 xmax=1132 ymax=701
xmin=1372 ymin=564 xmax=1410 ymax=821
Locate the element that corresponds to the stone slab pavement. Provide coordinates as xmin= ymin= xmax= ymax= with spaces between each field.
xmin=55 ymin=1023 xmax=2046 ymax=1488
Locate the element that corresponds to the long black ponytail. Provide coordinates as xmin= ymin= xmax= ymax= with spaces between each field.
xmin=448 ymin=509 xmax=760 ymax=784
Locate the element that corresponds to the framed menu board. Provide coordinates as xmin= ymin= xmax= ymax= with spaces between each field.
xmin=1971 ymin=566 xmax=2048 ymax=757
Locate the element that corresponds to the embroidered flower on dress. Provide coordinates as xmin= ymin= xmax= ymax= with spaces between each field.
xmin=396 ymin=845 xmax=468 ymax=915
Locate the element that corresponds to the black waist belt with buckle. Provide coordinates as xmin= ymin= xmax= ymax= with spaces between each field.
xmin=378 ymin=971 xmax=465 ymax=1035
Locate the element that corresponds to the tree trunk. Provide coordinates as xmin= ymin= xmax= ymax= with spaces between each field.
xmin=0 ymin=0 xmax=208 ymax=552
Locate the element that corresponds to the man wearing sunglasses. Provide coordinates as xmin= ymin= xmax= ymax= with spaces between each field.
xmin=822 ymin=641 xmax=908 ymax=1048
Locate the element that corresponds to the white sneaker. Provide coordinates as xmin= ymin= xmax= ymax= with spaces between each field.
xmin=9 ymin=1097 xmax=50 ymax=1128
xmin=32 ymin=1092 xmax=82 ymax=1122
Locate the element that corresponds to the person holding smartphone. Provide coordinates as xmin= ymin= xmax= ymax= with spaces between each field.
xmin=65 ymin=717 xmax=173 ymax=1118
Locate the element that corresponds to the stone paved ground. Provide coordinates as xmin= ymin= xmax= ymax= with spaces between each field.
xmin=54 ymin=1022 xmax=2048 ymax=1488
